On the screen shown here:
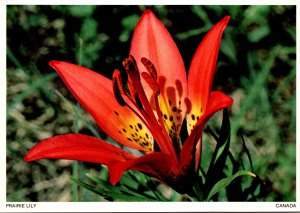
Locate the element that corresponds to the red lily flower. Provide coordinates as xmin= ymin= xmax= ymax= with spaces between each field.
xmin=24 ymin=10 xmax=233 ymax=194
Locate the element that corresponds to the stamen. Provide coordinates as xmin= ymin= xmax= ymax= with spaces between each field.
xmin=140 ymin=57 xmax=177 ymax=157
xmin=123 ymin=55 xmax=140 ymax=81
xmin=128 ymin=80 xmax=136 ymax=97
xmin=123 ymin=55 xmax=157 ymax=123
xmin=128 ymin=81 xmax=143 ymax=110
xmin=141 ymin=57 xmax=158 ymax=80
xmin=112 ymin=69 xmax=126 ymax=106
xmin=116 ymin=55 xmax=178 ymax=160
xmin=141 ymin=72 xmax=160 ymax=96
xmin=112 ymin=69 xmax=127 ymax=95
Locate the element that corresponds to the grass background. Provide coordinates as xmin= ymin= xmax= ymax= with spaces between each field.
xmin=6 ymin=5 xmax=296 ymax=201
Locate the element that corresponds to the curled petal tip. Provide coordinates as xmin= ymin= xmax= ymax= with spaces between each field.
xmin=223 ymin=93 xmax=234 ymax=107
xmin=49 ymin=60 xmax=58 ymax=67
xmin=108 ymin=163 xmax=123 ymax=186
xmin=218 ymin=16 xmax=230 ymax=30
xmin=229 ymin=96 xmax=234 ymax=106
xmin=109 ymin=177 xmax=118 ymax=186
xmin=223 ymin=15 xmax=230 ymax=23
xmin=23 ymin=156 xmax=30 ymax=162
xmin=24 ymin=151 xmax=36 ymax=162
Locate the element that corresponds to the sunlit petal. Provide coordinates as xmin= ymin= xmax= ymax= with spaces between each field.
xmin=181 ymin=91 xmax=233 ymax=170
xmin=187 ymin=16 xmax=230 ymax=134
xmin=50 ymin=61 xmax=153 ymax=151
xmin=24 ymin=134 xmax=136 ymax=164
xmin=108 ymin=152 xmax=181 ymax=185
xmin=130 ymin=10 xmax=187 ymax=141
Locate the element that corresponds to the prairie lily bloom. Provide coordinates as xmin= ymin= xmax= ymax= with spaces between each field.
xmin=24 ymin=10 xmax=233 ymax=194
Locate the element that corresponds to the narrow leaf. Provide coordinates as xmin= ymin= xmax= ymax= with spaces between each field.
xmin=207 ymin=170 xmax=256 ymax=201
xmin=71 ymin=177 xmax=155 ymax=201
xmin=204 ymin=109 xmax=231 ymax=197
xmin=240 ymin=132 xmax=254 ymax=172
xmin=86 ymin=173 xmax=160 ymax=201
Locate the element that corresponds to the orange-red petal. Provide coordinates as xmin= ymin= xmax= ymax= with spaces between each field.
xmin=130 ymin=10 xmax=187 ymax=142
xmin=49 ymin=60 xmax=153 ymax=151
xmin=108 ymin=152 xmax=181 ymax=186
xmin=187 ymin=16 xmax=230 ymax=134
xmin=24 ymin=134 xmax=135 ymax=164
xmin=181 ymin=91 xmax=233 ymax=170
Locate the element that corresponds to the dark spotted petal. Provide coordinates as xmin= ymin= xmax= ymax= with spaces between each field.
xmin=181 ymin=91 xmax=233 ymax=170
xmin=49 ymin=60 xmax=154 ymax=151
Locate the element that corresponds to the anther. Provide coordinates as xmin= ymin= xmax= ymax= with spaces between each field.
xmin=128 ymin=81 xmax=143 ymax=109
xmin=112 ymin=69 xmax=126 ymax=95
xmin=141 ymin=57 xmax=158 ymax=80
xmin=128 ymin=81 xmax=136 ymax=98
xmin=141 ymin=72 xmax=160 ymax=96
xmin=112 ymin=69 xmax=126 ymax=106
xmin=135 ymin=96 xmax=143 ymax=110
xmin=123 ymin=55 xmax=140 ymax=81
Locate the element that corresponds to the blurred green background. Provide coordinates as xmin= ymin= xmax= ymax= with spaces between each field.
xmin=6 ymin=5 xmax=295 ymax=201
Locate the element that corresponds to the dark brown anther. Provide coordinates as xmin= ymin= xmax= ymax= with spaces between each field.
xmin=128 ymin=80 xmax=136 ymax=97
xmin=141 ymin=72 xmax=151 ymax=81
xmin=129 ymin=55 xmax=139 ymax=71
xmin=112 ymin=69 xmax=126 ymax=95
xmin=135 ymin=95 xmax=144 ymax=110
xmin=123 ymin=55 xmax=140 ymax=81
xmin=128 ymin=81 xmax=143 ymax=110
xmin=141 ymin=57 xmax=158 ymax=80
xmin=141 ymin=72 xmax=160 ymax=96
xmin=112 ymin=69 xmax=126 ymax=106
xmin=122 ymin=58 xmax=131 ymax=71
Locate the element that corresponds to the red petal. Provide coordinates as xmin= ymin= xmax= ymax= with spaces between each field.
xmin=187 ymin=16 xmax=230 ymax=134
xmin=50 ymin=61 xmax=153 ymax=151
xmin=130 ymin=10 xmax=187 ymax=141
xmin=181 ymin=91 xmax=233 ymax=169
xmin=24 ymin=134 xmax=135 ymax=164
xmin=108 ymin=152 xmax=181 ymax=185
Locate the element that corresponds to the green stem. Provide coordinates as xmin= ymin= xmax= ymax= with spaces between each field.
xmin=71 ymin=36 xmax=85 ymax=201
xmin=72 ymin=103 xmax=80 ymax=201
xmin=72 ymin=161 xmax=79 ymax=201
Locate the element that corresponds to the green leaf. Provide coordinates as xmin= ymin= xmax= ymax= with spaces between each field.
xmin=81 ymin=19 xmax=98 ymax=40
xmin=121 ymin=14 xmax=139 ymax=29
xmin=191 ymin=6 xmax=211 ymax=24
xmin=240 ymin=133 xmax=254 ymax=172
xmin=207 ymin=170 xmax=256 ymax=201
xmin=193 ymin=175 xmax=204 ymax=201
xmin=175 ymin=27 xmax=211 ymax=40
xmin=85 ymin=173 xmax=162 ymax=201
xmin=204 ymin=109 xmax=231 ymax=197
xmin=214 ymin=109 xmax=231 ymax=165
xmin=243 ymin=176 xmax=264 ymax=201
xmin=68 ymin=5 xmax=95 ymax=18
xmin=71 ymin=177 xmax=156 ymax=201
xmin=221 ymin=31 xmax=237 ymax=64
xmin=248 ymin=25 xmax=270 ymax=43
xmin=119 ymin=14 xmax=139 ymax=42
